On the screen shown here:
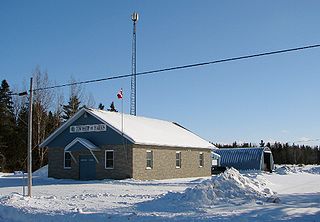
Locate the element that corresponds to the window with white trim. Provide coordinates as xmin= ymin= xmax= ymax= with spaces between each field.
xmin=199 ymin=152 xmax=204 ymax=167
xmin=176 ymin=151 xmax=181 ymax=168
xmin=64 ymin=151 xmax=71 ymax=169
xmin=105 ymin=150 xmax=114 ymax=169
xmin=146 ymin=150 xmax=153 ymax=169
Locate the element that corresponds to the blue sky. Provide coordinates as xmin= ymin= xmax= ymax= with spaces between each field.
xmin=1 ymin=0 xmax=320 ymax=146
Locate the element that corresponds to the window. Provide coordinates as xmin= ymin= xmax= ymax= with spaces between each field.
xmin=146 ymin=150 xmax=153 ymax=169
xmin=64 ymin=151 xmax=71 ymax=169
xmin=105 ymin=150 xmax=114 ymax=169
xmin=199 ymin=152 xmax=204 ymax=167
xmin=176 ymin=151 xmax=181 ymax=168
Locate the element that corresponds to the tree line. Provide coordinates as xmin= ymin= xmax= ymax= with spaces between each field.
xmin=0 ymin=67 xmax=116 ymax=172
xmin=214 ymin=140 xmax=320 ymax=165
xmin=1 ymin=67 xmax=319 ymax=172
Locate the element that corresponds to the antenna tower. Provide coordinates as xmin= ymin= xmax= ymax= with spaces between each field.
xmin=130 ymin=12 xmax=139 ymax=116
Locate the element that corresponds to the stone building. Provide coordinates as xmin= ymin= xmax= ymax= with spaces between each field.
xmin=40 ymin=108 xmax=214 ymax=180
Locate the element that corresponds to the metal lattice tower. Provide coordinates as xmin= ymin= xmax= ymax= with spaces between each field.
xmin=130 ymin=12 xmax=139 ymax=116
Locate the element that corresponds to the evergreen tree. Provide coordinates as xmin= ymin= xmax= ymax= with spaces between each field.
xmin=98 ymin=103 xmax=105 ymax=110
xmin=32 ymin=67 xmax=54 ymax=169
xmin=44 ymin=110 xmax=62 ymax=134
xmin=15 ymin=104 xmax=28 ymax=170
xmin=62 ymin=95 xmax=81 ymax=121
xmin=0 ymin=152 xmax=5 ymax=172
xmin=107 ymin=102 xmax=118 ymax=112
xmin=232 ymin=141 xmax=237 ymax=148
xmin=0 ymin=80 xmax=14 ymax=115
xmin=0 ymin=80 xmax=16 ymax=171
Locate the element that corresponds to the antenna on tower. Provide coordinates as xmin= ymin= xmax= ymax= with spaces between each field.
xmin=130 ymin=12 xmax=139 ymax=116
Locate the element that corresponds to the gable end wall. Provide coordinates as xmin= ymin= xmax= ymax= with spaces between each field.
xmin=48 ymin=144 xmax=133 ymax=180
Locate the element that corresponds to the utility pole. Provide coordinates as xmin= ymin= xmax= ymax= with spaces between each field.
xmin=130 ymin=12 xmax=139 ymax=116
xmin=27 ymin=77 xmax=33 ymax=197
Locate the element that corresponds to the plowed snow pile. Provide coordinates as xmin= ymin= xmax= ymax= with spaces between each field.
xmin=275 ymin=165 xmax=320 ymax=175
xmin=275 ymin=165 xmax=302 ymax=175
xmin=138 ymin=168 xmax=279 ymax=212
xmin=32 ymin=165 xmax=48 ymax=177
xmin=306 ymin=165 xmax=320 ymax=174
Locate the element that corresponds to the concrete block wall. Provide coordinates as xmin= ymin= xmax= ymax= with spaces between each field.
xmin=48 ymin=144 xmax=133 ymax=180
xmin=132 ymin=145 xmax=211 ymax=180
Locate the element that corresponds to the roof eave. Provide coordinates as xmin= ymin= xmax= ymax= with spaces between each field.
xmin=39 ymin=108 xmax=87 ymax=148
xmin=134 ymin=141 xmax=214 ymax=149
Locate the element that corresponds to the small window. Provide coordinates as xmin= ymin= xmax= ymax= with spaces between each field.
xmin=64 ymin=151 xmax=71 ymax=169
xmin=199 ymin=152 xmax=204 ymax=167
xmin=105 ymin=150 xmax=114 ymax=169
xmin=146 ymin=150 xmax=153 ymax=169
xmin=176 ymin=151 xmax=181 ymax=168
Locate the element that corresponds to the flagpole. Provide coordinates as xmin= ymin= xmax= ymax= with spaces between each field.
xmin=121 ymin=88 xmax=124 ymax=136
xmin=117 ymin=88 xmax=127 ymax=162
xmin=120 ymin=89 xmax=127 ymax=162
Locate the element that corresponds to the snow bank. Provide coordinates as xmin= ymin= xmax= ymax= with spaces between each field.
xmin=304 ymin=165 xmax=320 ymax=175
xmin=274 ymin=165 xmax=301 ymax=175
xmin=32 ymin=165 xmax=48 ymax=178
xmin=138 ymin=168 xmax=279 ymax=212
xmin=275 ymin=165 xmax=320 ymax=175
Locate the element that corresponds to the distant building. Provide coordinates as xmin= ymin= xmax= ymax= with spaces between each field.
xmin=213 ymin=147 xmax=274 ymax=172
xmin=40 ymin=108 xmax=215 ymax=180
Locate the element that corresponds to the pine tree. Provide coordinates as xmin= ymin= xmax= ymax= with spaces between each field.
xmin=44 ymin=110 xmax=61 ymax=134
xmin=232 ymin=141 xmax=237 ymax=148
xmin=107 ymin=102 xmax=118 ymax=112
xmin=0 ymin=80 xmax=16 ymax=171
xmin=98 ymin=103 xmax=105 ymax=110
xmin=15 ymin=104 xmax=28 ymax=170
xmin=62 ymin=95 xmax=81 ymax=121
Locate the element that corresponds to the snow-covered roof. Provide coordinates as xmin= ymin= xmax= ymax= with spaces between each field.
xmin=65 ymin=137 xmax=100 ymax=152
xmin=88 ymin=108 xmax=214 ymax=149
xmin=40 ymin=108 xmax=215 ymax=149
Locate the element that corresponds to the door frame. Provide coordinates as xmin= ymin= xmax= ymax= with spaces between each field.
xmin=79 ymin=154 xmax=96 ymax=180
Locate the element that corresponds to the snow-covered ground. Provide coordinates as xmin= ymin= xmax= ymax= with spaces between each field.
xmin=0 ymin=165 xmax=319 ymax=222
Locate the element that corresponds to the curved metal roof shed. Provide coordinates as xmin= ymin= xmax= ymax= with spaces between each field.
xmin=213 ymin=147 xmax=274 ymax=172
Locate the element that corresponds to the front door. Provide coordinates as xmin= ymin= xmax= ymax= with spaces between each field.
xmin=79 ymin=155 xmax=96 ymax=180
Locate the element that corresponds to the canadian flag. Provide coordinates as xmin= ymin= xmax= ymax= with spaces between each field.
xmin=117 ymin=89 xmax=123 ymax=99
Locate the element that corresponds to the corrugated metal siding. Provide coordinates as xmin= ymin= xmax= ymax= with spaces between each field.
xmin=214 ymin=147 xmax=271 ymax=170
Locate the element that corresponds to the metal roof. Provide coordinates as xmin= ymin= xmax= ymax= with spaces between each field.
xmin=214 ymin=147 xmax=272 ymax=170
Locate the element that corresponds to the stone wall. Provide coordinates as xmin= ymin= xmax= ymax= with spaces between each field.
xmin=132 ymin=145 xmax=212 ymax=180
xmin=48 ymin=144 xmax=133 ymax=180
xmin=48 ymin=144 xmax=212 ymax=180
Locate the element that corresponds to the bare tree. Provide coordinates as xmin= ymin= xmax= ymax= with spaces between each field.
xmin=69 ymin=76 xmax=84 ymax=102
xmin=68 ymin=75 xmax=96 ymax=108
xmin=52 ymin=86 xmax=64 ymax=129
xmin=85 ymin=92 xmax=96 ymax=108
xmin=11 ymin=83 xmax=27 ymax=121
xmin=62 ymin=76 xmax=84 ymax=120
xmin=32 ymin=66 xmax=54 ymax=168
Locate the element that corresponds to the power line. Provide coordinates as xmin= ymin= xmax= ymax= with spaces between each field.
xmin=9 ymin=43 xmax=320 ymax=94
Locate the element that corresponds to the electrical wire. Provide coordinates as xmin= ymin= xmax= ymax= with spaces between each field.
xmin=8 ymin=43 xmax=320 ymax=95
